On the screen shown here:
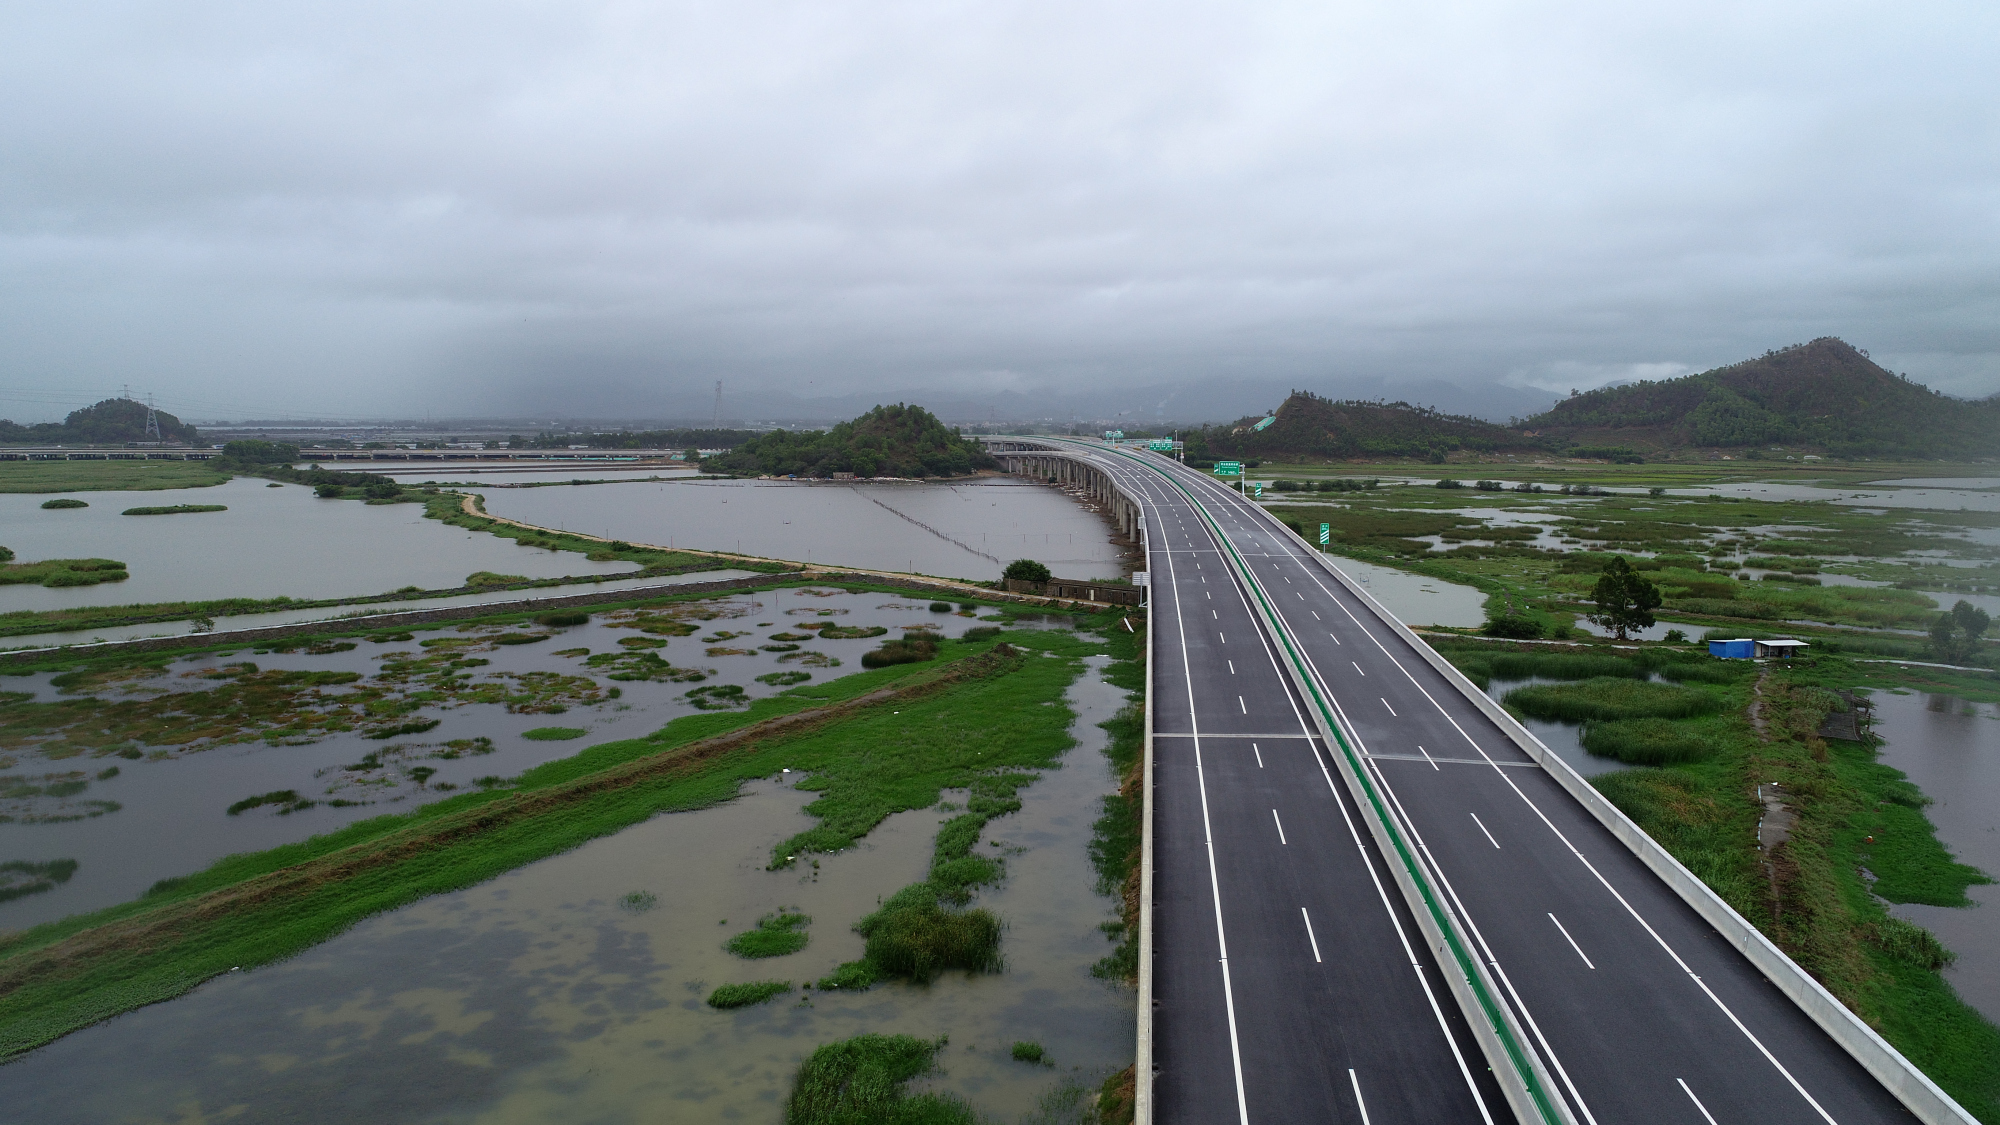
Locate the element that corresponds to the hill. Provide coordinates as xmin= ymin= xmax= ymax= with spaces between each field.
xmin=0 ymin=399 xmax=201 ymax=447
xmin=1188 ymin=392 xmax=1543 ymax=464
xmin=702 ymin=404 xmax=997 ymax=479
xmin=1523 ymin=338 xmax=2000 ymax=458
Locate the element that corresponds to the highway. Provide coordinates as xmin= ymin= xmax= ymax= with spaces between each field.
xmin=1063 ymin=442 xmax=1921 ymax=1125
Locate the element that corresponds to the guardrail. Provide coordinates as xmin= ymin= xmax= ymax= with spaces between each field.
xmin=1244 ymin=495 xmax=1979 ymax=1125
xmin=1100 ymin=444 xmax=1571 ymax=1125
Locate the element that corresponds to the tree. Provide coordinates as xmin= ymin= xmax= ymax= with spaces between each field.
xmin=1929 ymin=600 xmax=1991 ymax=663
xmin=1003 ymin=559 xmax=1051 ymax=585
xmin=222 ymin=439 xmax=300 ymax=463
xmin=1587 ymin=556 xmax=1662 ymax=640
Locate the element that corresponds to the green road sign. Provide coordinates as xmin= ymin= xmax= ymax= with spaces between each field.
xmin=1253 ymin=483 xmax=1263 ymax=498
xmin=1213 ymin=461 xmax=1242 ymax=475
xmin=1319 ymin=523 xmax=1331 ymax=545
xmin=1148 ymin=439 xmax=1175 ymax=452
xmin=1252 ymin=415 xmax=1276 ymax=432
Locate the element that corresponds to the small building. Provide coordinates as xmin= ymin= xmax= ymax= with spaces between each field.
xmin=1755 ymin=639 xmax=1809 ymax=660
xmin=1708 ymin=638 xmax=1756 ymax=659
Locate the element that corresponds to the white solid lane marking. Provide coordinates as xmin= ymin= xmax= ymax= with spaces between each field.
xmin=1253 ymin=743 xmax=1264 ymax=768
xmin=1350 ymin=1070 xmax=1373 ymax=1125
xmin=1239 ymin=695 xmax=1247 ymax=714
xmin=1272 ymin=809 xmax=1287 ymax=845
xmin=1381 ymin=697 xmax=1397 ymax=717
xmin=1678 ymin=1079 xmax=1720 ymax=1125
xmin=1470 ymin=812 xmax=1499 ymax=848
xmin=1549 ymin=913 xmax=1596 ymax=969
xmin=1301 ymin=908 xmax=1322 ymax=962
xmin=1417 ymin=745 xmax=1439 ymax=770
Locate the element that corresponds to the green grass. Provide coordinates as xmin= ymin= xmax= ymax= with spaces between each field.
xmin=1010 ymin=1040 xmax=1046 ymax=1064
xmin=1580 ymin=717 xmax=1717 ymax=764
xmin=521 ymin=726 xmax=588 ymax=741
xmin=120 ymin=504 xmax=226 ymax=516
xmin=727 ymin=911 xmax=811 ymax=958
xmin=0 ymin=860 xmax=79 ymax=905
xmin=38 ymin=498 xmax=88 ymax=509
xmin=1504 ymin=677 xmax=1724 ymax=721
xmin=0 ymin=461 xmax=229 ymax=494
xmin=0 ymin=558 xmax=128 ymax=589
xmin=785 ymin=1034 xmax=978 ymax=1125
xmin=707 ymin=980 xmax=792 ymax=1009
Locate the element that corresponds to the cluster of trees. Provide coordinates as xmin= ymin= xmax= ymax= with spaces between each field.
xmin=0 ymin=399 xmax=201 ymax=446
xmin=1930 ymin=601 xmax=1991 ymax=664
xmin=703 ymin=404 xmax=996 ymax=479
xmin=1188 ymin=392 xmax=1543 ymax=464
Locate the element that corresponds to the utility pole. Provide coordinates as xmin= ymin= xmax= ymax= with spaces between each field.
xmin=144 ymin=395 xmax=161 ymax=442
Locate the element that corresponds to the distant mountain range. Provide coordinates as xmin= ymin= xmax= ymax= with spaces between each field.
xmin=1194 ymin=339 xmax=1999 ymax=463
xmin=1521 ymin=338 xmax=2000 ymax=459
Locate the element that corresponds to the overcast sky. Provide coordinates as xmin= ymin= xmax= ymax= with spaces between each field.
xmin=4 ymin=0 xmax=1997 ymax=424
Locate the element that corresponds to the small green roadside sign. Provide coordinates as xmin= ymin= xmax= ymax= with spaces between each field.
xmin=1319 ymin=522 xmax=1330 ymax=546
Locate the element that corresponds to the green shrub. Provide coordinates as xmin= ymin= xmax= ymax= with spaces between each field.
xmin=620 ymin=890 xmax=658 ymax=911
xmin=0 ymin=859 xmax=80 ymax=904
xmin=494 ymin=632 xmax=550 ymax=646
xmin=1003 ymin=559 xmax=1051 ymax=585
xmin=120 ymin=504 xmax=226 ymax=516
xmin=522 ymin=727 xmax=588 ymax=741
xmin=756 ymin=671 xmax=812 ymax=686
xmin=814 ymin=960 xmax=880 ymax=991
xmin=960 ymin=626 xmax=1002 ymax=642
xmin=1010 ymin=1041 xmax=1045 ymax=1064
xmin=1481 ymin=616 xmax=1543 ymax=639
xmin=534 ymin=611 xmax=590 ymax=626
xmin=857 ymin=896 xmax=1000 ymax=983
xmin=727 ymin=911 xmax=810 ymax=958
xmin=364 ymin=717 xmax=440 ymax=739
xmin=1657 ymin=661 xmax=1740 ymax=684
xmin=1504 ymin=678 xmax=1722 ymax=722
xmin=226 ymin=790 xmax=314 ymax=816
xmin=39 ymin=498 xmax=88 ymax=509
xmin=1580 ymin=718 xmax=1714 ymax=764
xmin=1871 ymin=917 xmax=1955 ymax=972
xmin=861 ymin=636 xmax=939 ymax=668
xmin=707 ymin=981 xmax=792 ymax=1009
xmin=465 ymin=571 xmax=528 ymax=587
xmin=784 ymin=1034 xmax=976 ymax=1125
xmin=929 ymin=601 xmax=953 ymax=613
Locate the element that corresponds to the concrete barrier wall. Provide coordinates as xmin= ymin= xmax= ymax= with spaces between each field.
xmin=1259 ymin=516 xmax=1979 ymax=1125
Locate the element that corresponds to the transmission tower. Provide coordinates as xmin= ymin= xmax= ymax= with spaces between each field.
xmin=712 ymin=380 xmax=722 ymax=428
xmin=144 ymin=395 xmax=162 ymax=442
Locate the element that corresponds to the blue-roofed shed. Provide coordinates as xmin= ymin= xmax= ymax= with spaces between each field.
xmin=1709 ymin=638 xmax=1755 ymax=659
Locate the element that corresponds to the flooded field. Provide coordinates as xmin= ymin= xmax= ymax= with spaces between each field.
xmin=1479 ymin=677 xmax=1637 ymax=779
xmin=1867 ymin=690 xmax=2000 ymax=1026
xmin=1322 ymin=556 xmax=1486 ymax=628
xmin=0 ymin=646 xmax=1134 ymax=1124
xmin=471 ymin=476 xmax=1127 ymax=582
xmin=0 ymin=587 xmax=1014 ymax=930
xmin=0 ymin=477 xmax=640 ymax=611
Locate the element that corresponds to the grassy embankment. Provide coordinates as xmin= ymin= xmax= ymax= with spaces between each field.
xmin=1263 ymin=476 xmax=1995 ymax=660
xmin=1432 ymin=637 xmax=2000 ymax=1118
xmin=0 ymin=558 xmax=128 ymax=589
xmin=0 ymin=592 xmax=1135 ymax=1070
xmin=0 ymin=462 xmax=230 ymax=494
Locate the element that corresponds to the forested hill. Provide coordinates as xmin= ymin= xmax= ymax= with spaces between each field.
xmin=0 ymin=398 xmax=201 ymax=446
xmin=702 ymin=404 xmax=997 ymax=478
xmin=1191 ymin=392 xmax=1541 ymax=463
xmin=1523 ymin=338 xmax=2000 ymax=458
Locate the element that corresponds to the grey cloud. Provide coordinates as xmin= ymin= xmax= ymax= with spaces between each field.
xmin=3 ymin=0 xmax=1998 ymax=423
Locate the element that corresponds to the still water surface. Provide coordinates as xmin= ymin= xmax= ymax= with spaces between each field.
xmin=1868 ymin=691 xmax=2000 ymax=1026
xmin=0 ymin=652 xmax=1133 ymax=1124
xmin=1 ymin=477 xmax=639 ymax=611
xmin=472 ymin=477 xmax=1125 ymax=582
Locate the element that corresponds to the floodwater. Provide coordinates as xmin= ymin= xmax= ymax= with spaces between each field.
xmin=0 ymin=477 xmax=640 ymax=611
xmin=1319 ymin=555 xmax=1487 ymax=628
xmin=471 ymin=476 xmax=1126 ymax=582
xmin=0 ymin=569 xmax=761 ymax=652
xmin=1670 ymin=482 xmax=2000 ymax=512
xmin=0 ymin=588 xmax=1018 ymax=931
xmin=1480 ymin=677 xmax=1636 ymax=779
xmin=1866 ymin=691 xmax=2000 ymax=1027
xmin=0 ymin=655 xmax=1134 ymax=1125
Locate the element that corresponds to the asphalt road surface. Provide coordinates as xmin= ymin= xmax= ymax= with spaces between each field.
xmin=1069 ymin=442 xmax=1917 ymax=1125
